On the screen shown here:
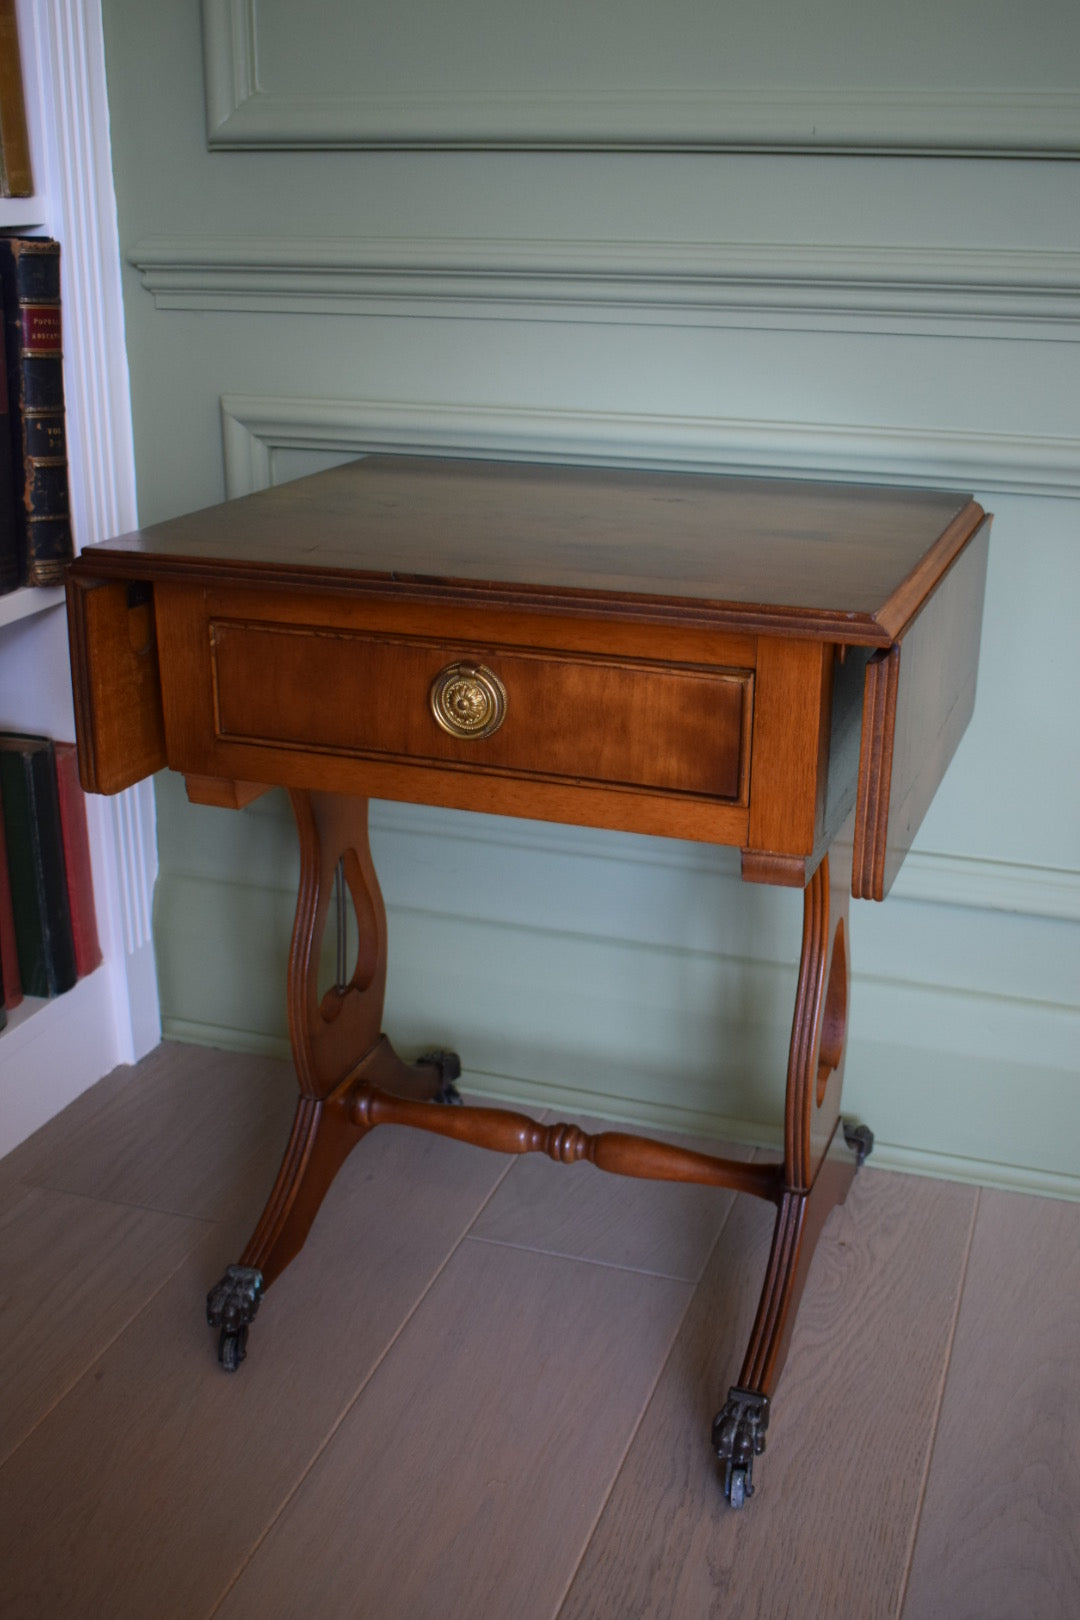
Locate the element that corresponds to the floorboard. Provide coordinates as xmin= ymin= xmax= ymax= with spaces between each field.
xmin=472 ymin=1113 xmax=752 ymax=1280
xmin=1 ymin=1044 xmax=298 ymax=1221
xmin=0 ymin=1114 xmax=513 ymax=1620
xmin=214 ymin=1238 xmax=695 ymax=1620
xmin=0 ymin=1044 xmax=1076 ymax=1620
xmin=901 ymin=1189 xmax=1080 ymax=1620
xmin=0 ymin=1184 xmax=206 ymax=1465
xmin=558 ymin=1169 xmax=978 ymax=1620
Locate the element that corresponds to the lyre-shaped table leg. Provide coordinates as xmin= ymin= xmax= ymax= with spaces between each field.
xmin=206 ymin=789 xmax=459 ymax=1369
xmin=713 ymin=841 xmax=873 ymax=1506
xmin=206 ymin=789 xmax=872 ymax=1497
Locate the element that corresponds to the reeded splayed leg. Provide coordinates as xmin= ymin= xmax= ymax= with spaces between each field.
xmin=206 ymin=790 xmax=460 ymax=1369
xmin=713 ymin=840 xmax=874 ymax=1505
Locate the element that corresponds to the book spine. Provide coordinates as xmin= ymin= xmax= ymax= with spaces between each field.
xmin=0 ymin=736 xmax=77 ymax=998
xmin=0 ymin=776 xmax=22 ymax=1007
xmin=0 ymin=319 xmax=17 ymax=592
xmin=0 ymin=0 xmax=34 ymax=198
xmin=0 ymin=237 xmax=74 ymax=586
xmin=54 ymin=742 xmax=102 ymax=978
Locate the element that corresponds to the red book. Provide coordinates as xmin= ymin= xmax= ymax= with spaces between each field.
xmin=54 ymin=742 xmax=102 ymax=978
xmin=0 ymin=776 xmax=22 ymax=1007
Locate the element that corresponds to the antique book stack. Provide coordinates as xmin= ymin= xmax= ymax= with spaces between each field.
xmin=0 ymin=731 xmax=101 ymax=1024
xmin=0 ymin=235 xmax=74 ymax=593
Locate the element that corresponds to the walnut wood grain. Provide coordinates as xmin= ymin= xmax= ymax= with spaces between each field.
xmin=730 ymin=836 xmax=855 ymax=1405
xmin=65 ymin=576 xmax=166 ymax=794
xmin=348 ymin=1086 xmax=782 ymax=1203
xmin=789 ymin=838 xmax=852 ymax=1188
xmin=69 ymin=455 xmax=985 ymax=646
xmin=150 ymin=580 xmax=753 ymax=845
xmin=285 ymin=790 xmax=387 ymax=1098
xmin=232 ymin=791 xmax=455 ymax=1287
xmin=67 ymin=459 xmax=989 ymax=893
xmin=183 ymin=774 xmax=269 ymax=809
xmin=735 ymin=1129 xmax=857 ymax=1399
xmin=853 ymin=516 xmax=990 ymax=899
xmin=209 ymin=619 xmax=753 ymax=803
xmin=746 ymin=635 xmax=832 ymax=861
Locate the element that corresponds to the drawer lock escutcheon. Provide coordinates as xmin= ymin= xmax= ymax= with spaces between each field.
xmin=429 ymin=662 xmax=508 ymax=740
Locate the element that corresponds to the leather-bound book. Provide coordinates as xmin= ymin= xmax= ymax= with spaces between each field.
xmin=0 ymin=776 xmax=23 ymax=1007
xmin=0 ymin=237 xmax=74 ymax=585
xmin=0 ymin=732 xmax=76 ymax=998
xmin=54 ymin=741 xmax=102 ymax=978
xmin=0 ymin=320 xmax=17 ymax=593
xmin=0 ymin=0 xmax=33 ymax=197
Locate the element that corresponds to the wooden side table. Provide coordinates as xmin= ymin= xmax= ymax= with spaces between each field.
xmin=67 ymin=456 xmax=990 ymax=1507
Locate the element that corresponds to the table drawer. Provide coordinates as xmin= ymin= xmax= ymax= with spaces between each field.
xmin=208 ymin=619 xmax=753 ymax=803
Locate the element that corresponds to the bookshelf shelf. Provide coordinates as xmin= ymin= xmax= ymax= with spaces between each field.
xmin=1 ymin=989 xmax=48 ymax=1036
xmin=0 ymin=968 xmax=122 ymax=1152
xmin=0 ymin=196 xmax=47 ymax=229
xmin=0 ymin=583 xmax=64 ymax=630
xmin=0 ymin=0 xmax=159 ymax=1160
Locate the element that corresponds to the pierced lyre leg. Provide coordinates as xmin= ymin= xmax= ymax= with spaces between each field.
xmin=714 ymin=837 xmax=873 ymax=1506
xmin=206 ymin=789 xmax=459 ymax=1369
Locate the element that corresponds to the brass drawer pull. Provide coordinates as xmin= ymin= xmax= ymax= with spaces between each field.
xmin=429 ymin=662 xmax=507 ymax=740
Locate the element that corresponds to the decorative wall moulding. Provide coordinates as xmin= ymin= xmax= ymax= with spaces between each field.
xmin=201 ymin=0 xmax=1080 ymax=156
xmin=361 ymin=800 xmax=1080 ymax=928
xmin=131 ymin=235 xmax=1080 ymax=341
xmin=219 ymin=393 xmax=1080 ymax=502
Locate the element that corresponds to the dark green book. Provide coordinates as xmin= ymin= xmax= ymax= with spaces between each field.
xmin=0 ymin=733 xmax=76 ymax=998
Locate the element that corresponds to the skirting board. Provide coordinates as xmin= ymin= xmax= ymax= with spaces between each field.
xmin=0 ymin=969 xmax=131 ymax=1160
xmin=160 ymin=1017 xmax=1080 ymax=1205
xmin=154 ymin=864 xmax=1080 ymax=1203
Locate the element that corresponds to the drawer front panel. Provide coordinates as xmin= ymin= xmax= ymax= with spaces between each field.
xmin=209 ymin=620 xmax=753 ymax=803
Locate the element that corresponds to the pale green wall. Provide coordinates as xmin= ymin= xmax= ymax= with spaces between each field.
xmin=101 ymin=0 xmax=1080 ymax=1194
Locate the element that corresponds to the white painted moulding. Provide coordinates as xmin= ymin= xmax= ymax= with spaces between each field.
xmin=364 ymin=802 xmax=1080 ymax=927
xmin=219 ymin=393 xmax=1080 ymax=501
xmin=129 ymin=236 xmax=1080 ymax=340
xmin=200 ymin=0 xmax=1080 ymax=155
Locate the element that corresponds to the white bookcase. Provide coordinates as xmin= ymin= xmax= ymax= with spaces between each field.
xmin=0 ymin=0 xmax=159 ymax=1156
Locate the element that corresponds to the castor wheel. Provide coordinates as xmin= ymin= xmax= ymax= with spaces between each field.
xmin=206 ymin=1263 xmax=263 ymax=1370
xmin=419 ymin=1048 xmax=464 ymax=1105
xmin=842 ymin=1119 xmax=875 ymax=1168
xmin=218 ymin=1324 xmax=249 ymax=1372
xmin=712 ymin=1387 xmax=770 ymax=1507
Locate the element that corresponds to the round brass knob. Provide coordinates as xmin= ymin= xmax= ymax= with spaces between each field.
xmin=429 ymin=662 xmax=507 ymax=740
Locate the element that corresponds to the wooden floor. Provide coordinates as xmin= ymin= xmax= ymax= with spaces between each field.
xmin=1 ymin=1044 xmax=1078 ymax=1619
